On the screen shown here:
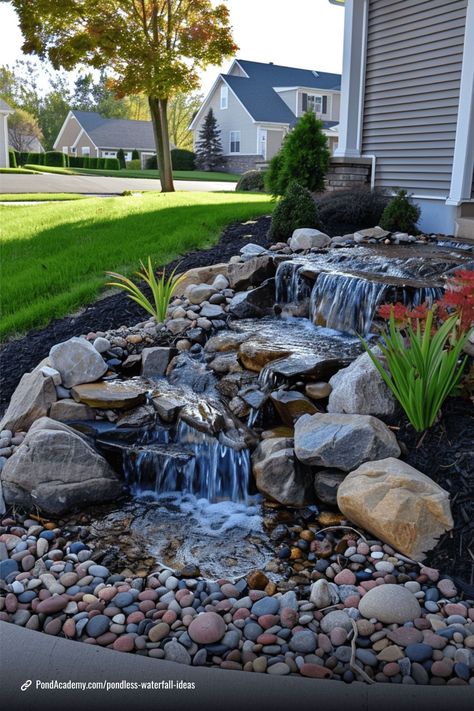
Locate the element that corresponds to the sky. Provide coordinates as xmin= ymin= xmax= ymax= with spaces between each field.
xmin=0 ymin=0 xmax=344 ymax=96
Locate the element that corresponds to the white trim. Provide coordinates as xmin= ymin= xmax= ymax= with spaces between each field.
xmin=220 ymin=84 xmax=228 ymax=110
xmin=189 ymin=75 xmax=227 ymax=130
xmin=227 ymin=59 xmax=249 ymax=78
xmin=53 ymin=111 xmax=78 ymax=150
xmin=334 ymin=0 xmax=369 ymax=158
xmin=71 ymin=128 xmax=85 ymax=149
xmin=257 ymin=127 xmax=267 ymax=160
xmin=448 ymin=0 xmax=474 ymax=204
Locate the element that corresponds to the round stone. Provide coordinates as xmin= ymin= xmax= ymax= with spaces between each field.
xmin=405 ymin=643 xmax=434 ymax=662
xmin=334 ymin=569 xmax=356 ymax=586
xmin=112 ymin=592 xmax=134 ymax=608
xmin=88 ymin=564 xmax=109 ymax=578
xmin=289 ymin=630 xmax=317 ymax=653
xmin=148 ymin=623 xmax=170 ymax=642
xmin=359 ymin=584 xmax=421 ymax=623
xmin=86 ymin=615 xmax=111 ymax=638
xmin=188 ymin=612 xmax=226 ymax=644
xmin=267 ymin=662 xmax=290 ymax=676
xmin=36 ymin=596 xmax=68 ymax=614
xmin=320 ymin=610 xmax=353 ymax=634
xmin=251 ymin=596 xmax=280 ymax=617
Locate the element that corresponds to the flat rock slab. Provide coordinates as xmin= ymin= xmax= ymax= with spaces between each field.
xmin=232 ymin=318 xmax=363 ymax=379
xmin=71 ymin=379 xmax=151 ymax=409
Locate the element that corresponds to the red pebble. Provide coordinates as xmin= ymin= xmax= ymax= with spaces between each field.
xmin=258 ymin=614 xmax=279 ymax=629
xmin=300 ymin=664 xmax=332 ymax=679
xmin=113 ymin=635 xmax=135 ymax=652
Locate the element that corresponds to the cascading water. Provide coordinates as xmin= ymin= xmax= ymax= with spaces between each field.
xmin=275 ymin=261 xmax=312 ymax=304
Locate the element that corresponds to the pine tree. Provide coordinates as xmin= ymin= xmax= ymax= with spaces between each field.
xmin=195 ymin=109 xmax=225 ymax=171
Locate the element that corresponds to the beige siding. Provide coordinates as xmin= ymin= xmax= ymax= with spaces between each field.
xmin=56 ymin=116 xmax=82 ymax=151
xmin=75 ymin=133 xmax=98 ymax=157
xmin=266 ymin=129 xmax=285 ymax=160
xmin=362 ymin=0 xmax=467 ymax=198
xmin=194 ymin=79 xmax=257 ymax=155
xmin=331 ymin=94 xmax=340 ymax=122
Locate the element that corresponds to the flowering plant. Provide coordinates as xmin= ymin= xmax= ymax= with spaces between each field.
xmin=361 ymin=269 xmax=473 ymax=432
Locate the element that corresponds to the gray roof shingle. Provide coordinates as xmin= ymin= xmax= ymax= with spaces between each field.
xmin=72 ymin=110 xmax=156 ymax=150
xmin=222 ymin=60 xmax=341 ymax=124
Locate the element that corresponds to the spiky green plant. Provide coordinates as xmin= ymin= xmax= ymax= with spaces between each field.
xmin=106 ymin=257 xmax=186 ymax=322
xmin=361 ymin=309 xmax=469 ymax=432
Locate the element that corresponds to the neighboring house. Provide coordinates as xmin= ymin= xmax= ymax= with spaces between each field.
xmin=0 ymin=98 xmax=14 ymax=168
xmin=53 ymin=111 xmax=167 ymax=167
xmin=190 ymin=59 xmax=341 ymax=173
xmin=330 ymin=0 xmax=474 ymax=238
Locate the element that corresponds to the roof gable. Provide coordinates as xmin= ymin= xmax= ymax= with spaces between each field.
xmin=71 ymin=110 xmax=156 ymax=150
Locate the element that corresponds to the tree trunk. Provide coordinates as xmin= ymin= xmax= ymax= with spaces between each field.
xmin=148 ymin=96 xmax=174 ymax=192
xmin=158 ymin=98 xmax=174 ymax=192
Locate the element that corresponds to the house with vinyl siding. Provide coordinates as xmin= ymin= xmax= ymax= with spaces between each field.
xmin=190 ymin=59 xmax=341 ymax=174
xmin=0 ymin=98 xmax=14 ymax=167
xmin=330 ymin=0 xmax=474 ymax=238
xmin=53 ymin=110 xmax=163 ymax=167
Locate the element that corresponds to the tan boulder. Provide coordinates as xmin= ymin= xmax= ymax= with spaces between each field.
xmin=71 ymin=379 xmax=149 ymax=409
xmin=173 ymin=264 xmax=230 ymax=296
xmin=337 ymin=457 xmax=454 ymax=560
xmin=0 ymin=369 xmax=57 ymax=432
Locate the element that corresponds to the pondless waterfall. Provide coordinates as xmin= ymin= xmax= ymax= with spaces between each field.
xmin=121 ymin=421 xmax=251 ymax=503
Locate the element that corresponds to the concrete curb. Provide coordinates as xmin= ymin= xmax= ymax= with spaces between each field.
xmin=0 ymin=622 xmax=472 ymax=711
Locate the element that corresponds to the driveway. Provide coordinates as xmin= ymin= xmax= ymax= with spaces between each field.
xmin=0 ymin=173 xmax=237 ymax=194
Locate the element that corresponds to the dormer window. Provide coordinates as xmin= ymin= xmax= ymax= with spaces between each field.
xmin=220 ymin=84 xmax=228 ymax=110
xmin=302 ymin=93 xmax=328 ymax=115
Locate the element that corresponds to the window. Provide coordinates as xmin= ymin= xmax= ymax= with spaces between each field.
xmin=229 ymin=130 xmax=240 ymax=154
xmin=102 ymin=150 xmax=117 ymax=157
xmin=81 ymin=146 xmax=90 ymax=156
xmin=220 ymin=84 xmax=228 ymax=110
xmin=62 ymin=146 xmax=68 ymax=154
xmin=307 ymin=94 xmax=323 ymax=114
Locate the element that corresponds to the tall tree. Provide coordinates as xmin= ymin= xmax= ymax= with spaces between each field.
xmin=8 ymin=108 xmax=43 ymax=151
xmin=168 ymin=93 xmax=203 ymax=150
xmin=12 ymin=1 xmax=237 ymax=192
xmin=38 ymin=73 xmax=72 ymax=149
xmin=195 ymin=109 xmax=224 ymax=171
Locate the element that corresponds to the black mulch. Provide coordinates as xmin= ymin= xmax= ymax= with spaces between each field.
xmin=0 ymin=216 xmax=272 ymax=409
xmin=385 ymin=397 xmax=474 ymax=591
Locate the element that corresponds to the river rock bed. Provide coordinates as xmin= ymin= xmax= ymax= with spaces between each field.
xmin=0 ymin=511 xmax=473 ymax=684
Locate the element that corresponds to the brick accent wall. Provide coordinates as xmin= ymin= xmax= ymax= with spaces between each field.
xmin=325 ymin=157 xmax=372 ymax=191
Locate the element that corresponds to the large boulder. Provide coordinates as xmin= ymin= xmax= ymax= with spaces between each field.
xmin=0 ymin=369 xmax=57 ymax=433
xmin=228 ymin=279 xmax=275 ymax=319
xmin=173 ymin=264 xmax=230 ymax=296
xmin=327 ymin=350 xmax=397 ymax=417
xmin=252 ymin=438 xmax=313 ymax=507
xmin=289 ymin=228 xmax=331 ymax=251
xmin=337 ymin=457 xmax=454 ymax=560
xmin=141 ymin=347 xmax=171 ymax=377
xmin=0 ymin=417 xmax=122 ymax=514
xmin=228 ymin=255 xmax=278 ymax=290
xmin=49 ymin=337 xmax=107 ymax=388
xmin=294 ymin=413 xmax=400 ymax=471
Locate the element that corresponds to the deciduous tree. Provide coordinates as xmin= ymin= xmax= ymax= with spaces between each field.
xmin=12 ymin=0 xmax=237 ymax=191
xmin=8 ymin=108 xmax=43 ymax=152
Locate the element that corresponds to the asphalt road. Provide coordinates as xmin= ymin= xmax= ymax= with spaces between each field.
xmin=0 ymin=173 xmax=237 ymax=194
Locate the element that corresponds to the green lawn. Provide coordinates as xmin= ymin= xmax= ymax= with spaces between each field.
xmin=0 ymin=192 xmax=272 ymax=340
xmin=0 ymin=193 xmax=85 ymax=201
xmin=23 ymin=164 xmax=75 ymax=175
xmin=75 ymin=168 xmax=240 ymax=181
xmin=0 ymin=167 xmax=39 ymax=174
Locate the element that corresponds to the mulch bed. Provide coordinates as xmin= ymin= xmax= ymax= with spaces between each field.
xmin=386 ymin=397 xmax=474 ymax=592
xmin=0 ymin=216 xmax=272 ymax=409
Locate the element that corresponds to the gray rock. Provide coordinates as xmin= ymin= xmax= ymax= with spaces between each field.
xmin=228 ymin=255 xmax=277 ymax=290
xmin=93 ymin=337 xmax=111 ymax=353
xmin=289 ymin=630 xmax=317 ymax=653
xmin=167 ymin=318 xmax=190 ymax=336
xmin=49 ymin=337 xmax=107 ymax=388
xmin=358 ymin=584 xmax=422 ymax=624
xmin=199 ymin=303 xmax=224 ymax=319
xmin=314 ymin=470 xmax=347 ymax=506
xmin=252 ymin=438 xmax=313 ymax=507
xmin=294 ymin=412 xmax=400 ymax=471
xmin=212 ymin=274 xmax=230 ymax=290
xmin=0 ymin=368 xmax=57 ymax=433
xmin=86 ymin=615 xmax=110 ymax=638
xmin=228 ymin=279 xmax=275 ymax=319
xmin=320 ymin=610 xmax=353 ymax=634
xmin=310 ymin=578 xmax=338 ymax=608
xmin=289 ymin=228 xmax=331 ymax=251
xmin=164 ymin=639 xmax=191 ymax=665
xmin=327 ymin=350 xmax=397 ymax=417
xmin=1 ymin=417 xmax=121 ymax=514
xmin=141 ymin=347 xmax=171 ymax=377
xmin=240 ymin=243 xmax=267 ymax=258
xmin=185 ymin=284 xmax=218 ymax=305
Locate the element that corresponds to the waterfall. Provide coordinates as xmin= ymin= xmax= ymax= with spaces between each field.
xmin=310 ymin=273 xmax=387 ymax=335
xmin=122 ymin=421 xmax=251 ymax=504
xmin=275 ymin=261 xmax=312 ymax=304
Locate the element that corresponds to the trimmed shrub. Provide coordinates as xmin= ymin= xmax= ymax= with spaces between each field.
xmin=269 ymin=181 xmax=321 ymax=240
xmin=15 ymin=151 xmax=29 ymax=166
xmin=44 ymin=151 xmax=68 ymax=167
xmin=69 ymin=156 xmax=83 ymax=168
xmin=26 ymin=151 xmax=44 ymax=165
xmin=266 ymin=111 xmax=330 ymax=196
xmin=317 ymin=187 xmax=389 ymax=237
xmin=380 ymin=189 xmax=421 ymax=233
xmin=104 ymin=157 xmax=120 ymax=170
xmin=82 ymin=156 xmax=90 ymax=168
xmin=146 ymin=154 xmax=157 ymax=170
xmin=171 ymin=149 xmax=195 ymax=170
xmin=126 ymin=159 xmax=141 ymax=170
xmin=236 ymin=170 xmax=267 ymax=192
xmin=88 ymin=157 xmax=99 ymax=169
xmin=8 ymin=149 xmax=17 ymax=168
xmin=132 ymin=149 xmax=140 ymax=160
xmin=116 ymin=148 xmax=126 ymax=169
xmin=97 ymin=158 xmax=106 ymax=169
